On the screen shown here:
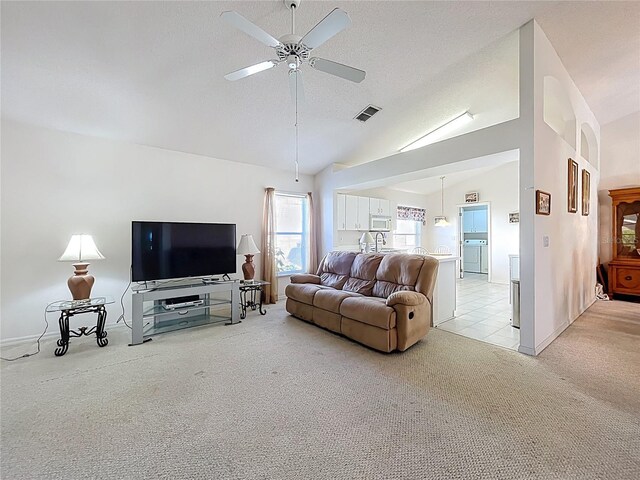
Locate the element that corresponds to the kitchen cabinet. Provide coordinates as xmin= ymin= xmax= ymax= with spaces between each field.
xmin=432 ymin=256 xmax=459 ymax=326
xmin=370 ymin=198 xmax=391 ymax=216
xmin=336 ymin=194 xmax=347 ymax=231
xmin=462 ymin=209 xmax=488 ymax=233
xmin=337 ymin=194 xmax=386 ymax=231
xmin=342 ymin=194 xmax=370 ymax=230
xmin=357 ymin=196 xmax=370 ymax=231
xmin=345 ymin=195 xmax=359 ymax=230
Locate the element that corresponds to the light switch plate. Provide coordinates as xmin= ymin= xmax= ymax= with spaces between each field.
xmin=543 ymin=235 xmax=550 ymax=247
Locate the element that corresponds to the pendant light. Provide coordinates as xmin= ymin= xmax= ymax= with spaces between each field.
xmin=435 ymin=176 xmax=450 ymax=227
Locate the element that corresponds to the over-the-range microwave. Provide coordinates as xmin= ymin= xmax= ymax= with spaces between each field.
xmin=370 ymin=215 xmax=392 ymax=231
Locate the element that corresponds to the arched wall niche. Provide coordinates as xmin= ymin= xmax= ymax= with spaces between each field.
xmin=543 ymin=76 xmax=577 ymax=150
xmin=580 ymin=122 xmax=598 ymax=168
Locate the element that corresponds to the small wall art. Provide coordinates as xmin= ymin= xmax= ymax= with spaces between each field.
xmin=581 ymin=169 xmax=590 ymax=216
xmin=536 ymin=190 xmax=551 ymax=215
xmin=465 ymin=192 xmax=479 ymax=203
xmin=568 ymin=158 xmax=578 ymax=213
xmin=509 ymin=212 xmax=520 ymax=223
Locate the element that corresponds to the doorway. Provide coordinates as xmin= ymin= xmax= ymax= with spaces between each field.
xmin=458 ymin=203 xmax=491 ymax=282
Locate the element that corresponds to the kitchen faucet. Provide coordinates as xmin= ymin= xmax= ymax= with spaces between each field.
xmin=374 ymin=232 xmax=387 ymax=253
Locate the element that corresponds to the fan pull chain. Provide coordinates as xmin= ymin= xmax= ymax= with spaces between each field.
xmin=295 ymin=70 xmax=299 ymax=182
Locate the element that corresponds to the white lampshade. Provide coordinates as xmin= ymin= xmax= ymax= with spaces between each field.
xmin=58 ymin=234 xmax=105 ymax=262
xmin=237 ymin=234 xmax=260 ymax=255
xmin=360 ymin=232 xmax=375 ymax=244
xmin=434 ymin=217 xmax=450 ymax=227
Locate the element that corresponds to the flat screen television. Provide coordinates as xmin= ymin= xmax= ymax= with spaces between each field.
xmin=132 ymin=221 xmax=236 ymax=282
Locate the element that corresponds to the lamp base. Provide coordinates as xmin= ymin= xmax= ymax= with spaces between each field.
xmin=68 ymin=263 xmax=95 ymax=300
xmin=242 ymin=255 xmax=255 ymax=281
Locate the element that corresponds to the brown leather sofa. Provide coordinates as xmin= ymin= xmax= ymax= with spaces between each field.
xmin=285 ymin=251 xmax=439 ymax=352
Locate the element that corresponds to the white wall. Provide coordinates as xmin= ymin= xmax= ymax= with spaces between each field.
xmin=423 ymin=161 xmax=520 ymax=284
xmin=0 ymin=121 xmax=313 ymax=342
xmin=527 ymin=22 xmax=600 ymax=354
xmin=333 ymin=187 xmax=430 ymax=251
xmin=597 ymin=112 xmax=640 ymax=265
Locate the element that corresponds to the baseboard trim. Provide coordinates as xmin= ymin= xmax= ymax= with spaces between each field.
xmin=534 ymin=321 xmax=570 ymax=355
xmin=1 ymin=321 xmax=129 ymax=348
xmin=530 ymin=295 xmax=598 ymax=356
xmin=518 ymin=344 xmax=535 ymax=355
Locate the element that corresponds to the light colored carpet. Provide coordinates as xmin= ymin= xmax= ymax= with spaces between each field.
xmin=1 ymin=299 xmax=639 ymax=479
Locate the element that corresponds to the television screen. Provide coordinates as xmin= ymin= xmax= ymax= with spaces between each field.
xmin=132 ymin=222 xmax=236 ymax=282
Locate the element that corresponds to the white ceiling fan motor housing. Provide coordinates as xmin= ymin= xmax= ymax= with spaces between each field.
xmin=283 ymin=0 xmax=301 ymax=10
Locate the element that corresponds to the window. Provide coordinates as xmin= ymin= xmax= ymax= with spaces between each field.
xmin=275 ymin=193 xmax=309 ymax=275
xmin=393 ymin=219 xmax=422 ymax=251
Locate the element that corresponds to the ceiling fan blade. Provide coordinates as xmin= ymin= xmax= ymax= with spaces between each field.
xmin=224 ymin=60 xmax=278 ymax=81
xmin=299 ymin=8 xmax=350 ymax=50
xmin=310 ymin=57 xmax=366 ymax=83
xmin=289 ymin=69 xmax=305 ymax=105
xmin=220 ymin=11 xmax=281 ymax=48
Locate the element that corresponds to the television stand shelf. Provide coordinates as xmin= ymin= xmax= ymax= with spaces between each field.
xmin=130 ymin=280 xmax=240 ymax=346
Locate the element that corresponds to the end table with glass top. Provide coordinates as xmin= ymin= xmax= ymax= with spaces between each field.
xmin=46 ymin=296 xmax=113 ymax=356
xmin=239 ymin=280 xmax=270 ymax=319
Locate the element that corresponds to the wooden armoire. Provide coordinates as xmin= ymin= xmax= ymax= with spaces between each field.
xmin=607 ymin=187 xmax=640 ymax=299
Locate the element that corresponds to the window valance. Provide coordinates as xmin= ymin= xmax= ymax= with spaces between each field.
xmin=397 ymin=205 xmax=426 ymax=225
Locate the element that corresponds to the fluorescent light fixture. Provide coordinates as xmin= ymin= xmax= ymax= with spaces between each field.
xmin=400 ymin=112 xmax=474 ymax=153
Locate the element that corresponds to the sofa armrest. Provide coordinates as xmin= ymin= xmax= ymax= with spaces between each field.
xmin=386 ymin=291 xmax=426 ymax=307
xmin=290 ymin=274 xmax=321 ymax=285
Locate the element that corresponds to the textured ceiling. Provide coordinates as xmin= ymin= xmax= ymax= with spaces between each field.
xmin=389 ymin=161 xmax=518 ymax=196
xmin=2 ymin=1 xmax=638 ymax=175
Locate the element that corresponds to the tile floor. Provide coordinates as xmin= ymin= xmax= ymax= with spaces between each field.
xmin=437 ymin=273 xmax=520 ymax=351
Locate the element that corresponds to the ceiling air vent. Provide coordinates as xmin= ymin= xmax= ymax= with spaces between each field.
xmin=355 ymin=105 xmax=381 ymax=122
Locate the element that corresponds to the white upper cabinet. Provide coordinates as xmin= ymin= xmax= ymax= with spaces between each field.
xmin=357 ymin=196 xmax=370 ymax=230
xmin=462 ymin=209 xmax=488 ymax=233
xmin=337 ymin=194 xmax=390 ymax=231
xmin=369 ymin=197 xmax=391 ymax=216
xmin=474 ymin=210 xmax=488 ymax=233
xmin=344 ymin=195 xmax=359 ymax=230
xmin=336 ymin=194 xmax=347 ymax=231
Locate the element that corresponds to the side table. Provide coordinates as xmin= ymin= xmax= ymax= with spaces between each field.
xmin=239 ymin=281 xmax=270 ymax=319
xmin=46 ymin=297 xmax=114 ymax=356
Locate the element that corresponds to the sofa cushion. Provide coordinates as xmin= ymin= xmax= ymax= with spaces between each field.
xmin=340 ymin=296 xmax=397 ymax=330
xmin=319 ymin=251 xmax=358 ymax=289
xmin=372 ymin=254 xmax=423 ymax=298
xmin=313 ymin=289 xmax=362 ymax=314
xmin=343 ymin=253 xmax=383 ymax=295
xmin=284 ymin=283 xmax=325 ymax=306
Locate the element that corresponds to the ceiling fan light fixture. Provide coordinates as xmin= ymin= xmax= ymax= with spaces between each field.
xmin=287 ymin=55 xmax=299 ymax=70
xmin=400 ymin=111 xmax=474 ymax=153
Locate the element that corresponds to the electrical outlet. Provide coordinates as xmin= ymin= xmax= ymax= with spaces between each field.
xmin=543 ymin=235 xmax=550 ymax=247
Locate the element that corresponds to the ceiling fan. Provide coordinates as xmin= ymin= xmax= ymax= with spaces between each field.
xmin=221 ymin=0 xmax=366 ymax=103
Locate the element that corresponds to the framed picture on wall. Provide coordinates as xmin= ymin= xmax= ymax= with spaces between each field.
xmin=582 ymin=169 xmax=590 ymax=216
xmin=568 ymin=158 xmax=578 ymax=213
xmin=464 ymin=192 xmax=479 ymax=203
xmin=509 ymin=212 xmax=520 ymax=223
xmin=536 ymin=190 xmax=551 ymax=215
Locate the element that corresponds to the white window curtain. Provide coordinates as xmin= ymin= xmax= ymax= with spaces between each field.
xmin=307 ymin=192 xmax=318 ymax=274
xmin=261 ymin=187 xmax=278 ymax=304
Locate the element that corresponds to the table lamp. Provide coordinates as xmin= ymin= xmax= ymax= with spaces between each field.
xmin=58 ymin=234 xmax=105 ymax=300
xmin=237 ymin=234 xmax=260 ymax=280
xmin=360 ymin=231 xmax=375 ymax=253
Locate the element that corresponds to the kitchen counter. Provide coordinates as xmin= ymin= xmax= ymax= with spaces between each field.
xmin=432 ymin=256 xmax=459 ymax=326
